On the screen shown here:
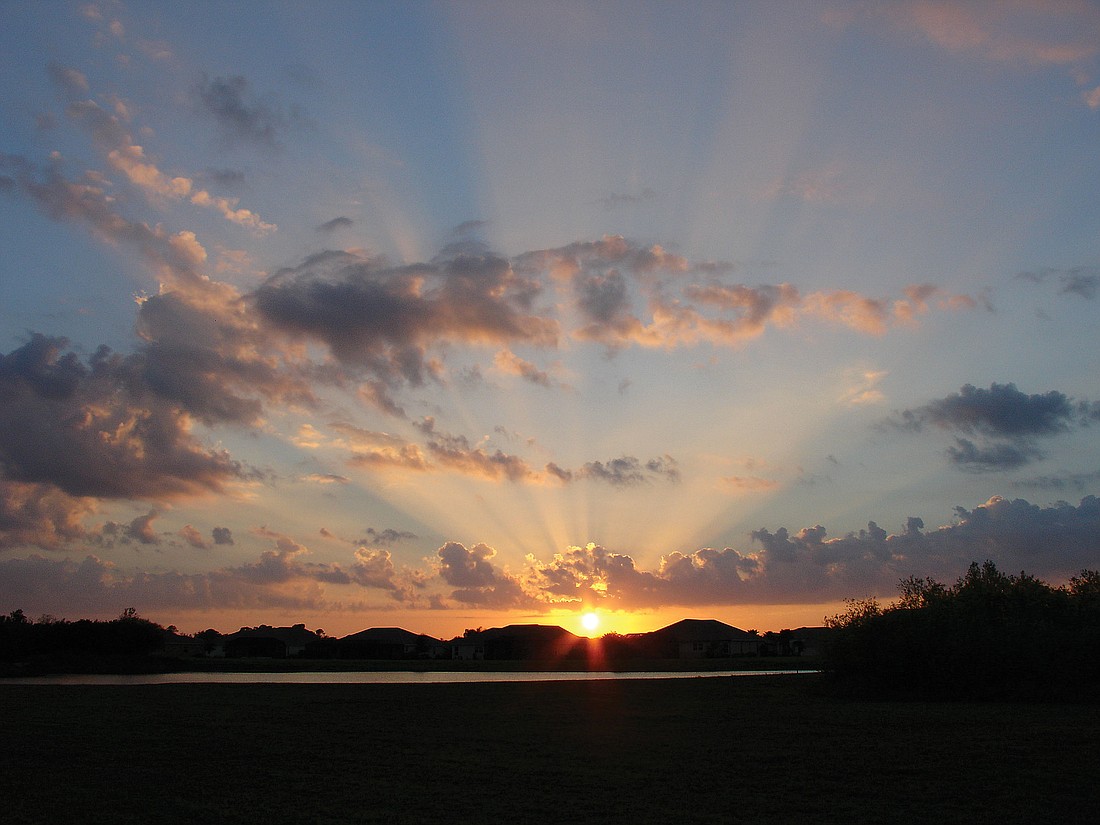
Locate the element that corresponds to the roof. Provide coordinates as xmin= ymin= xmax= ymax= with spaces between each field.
xmin=224 ymin=624 xmax=321 ymax=645
xmin=477 ymin=624 xmax=581 ymax=642
xmin=341 ymin=627 xmax=438 ymax=645
xmin=652 ymin=618 xmax=757 ymax=642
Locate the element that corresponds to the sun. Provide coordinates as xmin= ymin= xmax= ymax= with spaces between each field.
xmin=581 ymin=611 xmax=600 ymax=634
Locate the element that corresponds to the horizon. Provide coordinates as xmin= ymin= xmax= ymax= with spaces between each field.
xmin=3 ymin=2 xmax=1100 ymax=640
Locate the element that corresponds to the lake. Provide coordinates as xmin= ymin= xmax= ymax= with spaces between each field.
xmin=2 ymin=668 xmax=817 ymax=685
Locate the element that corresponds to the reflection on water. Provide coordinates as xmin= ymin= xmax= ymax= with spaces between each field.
xmin=2 ymin=669 xmax=816 ymax=686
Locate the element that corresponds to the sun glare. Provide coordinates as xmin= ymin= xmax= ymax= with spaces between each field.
xmin=581 ymin=611 xmax=600 ymax=634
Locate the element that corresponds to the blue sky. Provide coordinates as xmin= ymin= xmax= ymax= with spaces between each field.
xmin=2 ymin=1 xmax=1100 ymax=637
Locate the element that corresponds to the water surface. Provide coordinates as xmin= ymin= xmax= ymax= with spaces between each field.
xmin=3 ymin=669 xmax=816 ymax=686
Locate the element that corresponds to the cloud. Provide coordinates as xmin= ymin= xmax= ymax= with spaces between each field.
xmin=302 ymin=473 xmax=350 ymax=485
xmin=195 ymin=74 xmax=286 ymax=148
xmin=0 ymin=334 xmax=248 ymax=501
xmin=760 ymin=162 xmax=872 ymax=205
xmin=362 ymin=527 xmax=417 ymax=546
xmin=317 ymin=216 xmax=353 ymax=233
xmin=524 ymin=496 xmax=1100 ymax=608
xmin=841 ymin=368 xmax=888 ymax=406
xmin=451 ymin=219 xmax=488 ymax=237
xmin=5 ymin=492 xmax=1099 ymax=616
xmin=492 ymin=349 xmax=554 ymax=388
xmin=574 ymin=455 xmax=680 ymax=487
xmin=424 ymin=430 xmax=541 ymax=483
xmin=849 ymin=2 xmax=1100 ymax=67
xmin=125 ymin=510 xmax=161 ymax=545
xmin=947 ymin=437 xmax=1038 ymax=472
xmin=198 ymin=167 xmax=246 ymax=188
xmin=892 ymin=383 xmax=1093 ymax=472
xmin=722 ymin=476 xmax=780 ymax=493
xmin=254 ymin=249 xmax=558 ymax=386
xmin=1 ymin=153 xmax=208 ymax=285
xmin=46 ymin=62 xmax=89 ymax=99
xmin=0 ymin=481 xmax=94 ymax=550
xmin=1013 ymin=469 xmax=1100 ymax=493
xmin=517 ymin=235 xmax=974 ymax=350
xmin=437 ymin=541 xmax=530 ymax=607
xmin=899 ymin=383 xmax=1078 ymax=438
xmin=0 ymin=536 xmax=421 ymax=617
xmin=347 ymin=440 xmax=430 ymax=473
xmin=179 ymin=524 xmax=209 ymax=549
xmin=1018 ymin=266 xmax=1100 ymax=299
xmin=58 ymin=90 xmax=275 ymax=232
xmin=595 ymin=187 xmax=658 ymax=209
xmin=212 ymin=526 xmax=234 ymax=545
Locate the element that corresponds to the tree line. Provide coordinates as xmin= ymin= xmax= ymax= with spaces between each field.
xmin=0 ymin=607 xmax=167 ymax=672
xmin=823 ymin=561 xmax=1100 ymax=701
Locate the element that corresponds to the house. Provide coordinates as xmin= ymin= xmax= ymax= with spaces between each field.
xmin=649 ymin=618 xmax=762 ymax=658
xmin=781 ymin=626 xmax=832 ymax=657
xmin=451 ymin=637 xmax=485 ymax=660
xmin=159 ymin=631 xmax=207 ymax=658
xmin=222 ymin=624 xmax=323 ymax=658
xmin=454 ymin=625 xmax=586 ymax=661
xmin=338 ymin=627 xmax=446 ymax=659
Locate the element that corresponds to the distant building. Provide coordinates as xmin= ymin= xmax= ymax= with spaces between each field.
xmin=338 ymin=627 xmax=446 ymax=659
xmin=649 ymin=619 xmax=762 ymax=658
xmin=222 ymin=624 xmax=323 ymax=658
xmin=160 ymin=631 xmax=206 ymax=658
xmin=455 ymin=624 xmax=586 ymax=661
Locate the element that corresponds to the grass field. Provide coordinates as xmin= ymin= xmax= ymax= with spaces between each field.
xmin=2 ymin=674 xmax=1098 ymax=824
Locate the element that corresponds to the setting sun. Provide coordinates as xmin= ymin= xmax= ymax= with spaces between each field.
xmin=581 ymin=612 xmax=600 ymax=634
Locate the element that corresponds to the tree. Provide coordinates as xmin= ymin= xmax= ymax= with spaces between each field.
xmin=823 ymin=561 xmax=1100 ymax=701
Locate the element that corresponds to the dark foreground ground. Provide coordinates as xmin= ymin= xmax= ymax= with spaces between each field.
xmin=2 ymin=674 xmax=1098 ymax=824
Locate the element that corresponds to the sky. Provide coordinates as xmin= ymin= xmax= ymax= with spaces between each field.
xmin=2 ymin=0 xmax=1100 ymax=639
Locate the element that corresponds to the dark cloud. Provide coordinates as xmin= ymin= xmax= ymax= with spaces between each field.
xmin=577 ymin=270 xmax=631 ymax=324
xmin=1062 ymin=270 xmax=1099 ymax=299
xmin=212 ymin=526 xmax=234 ymax=545
xmin=1013 ymin=470 xmax=1100 ymax=493
xmin=124 ymin=510 xmax=160 ymax=545
xmin=1017 ymin=266 xmax=1100 ymax=299
xmin=595 ymin=187 xmax=658 ymax=209
xmin=901 ymin=383 xmax=1076 ymax=437
xmin=255 ymin=250 xmax=557 ymax=387
xmin=46 ymin=61 xmax=89 ymax=100
xmin=195 ymin=74 xmax=285 ymax=148
xmin=451 ymin=219 xmax=488 ymax=237
xmin=947 ymin=437 xmax=1037 ymax=472
xmin=362 ymin=527 xmax=417 ymax=546
xmin=0 ymin=334 xmax=246 ymax=501
xmin=437 ymin=541 xmax=530 ymax=607
xmin=575 ymin=455 xmax=680 ymax=487
xmin=198 ymin=167 xmax=246 ymax=189
xmin=892 ymin=383 xmax=1095 ymax=472
xmin=317 ymin=216 xmax=353 ymax=233
xmin=425 ymin=431 xmax=540 ymax=483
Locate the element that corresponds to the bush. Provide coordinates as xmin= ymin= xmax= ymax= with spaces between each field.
xmin=824 ymin=563 xmax=1100 ymax=701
